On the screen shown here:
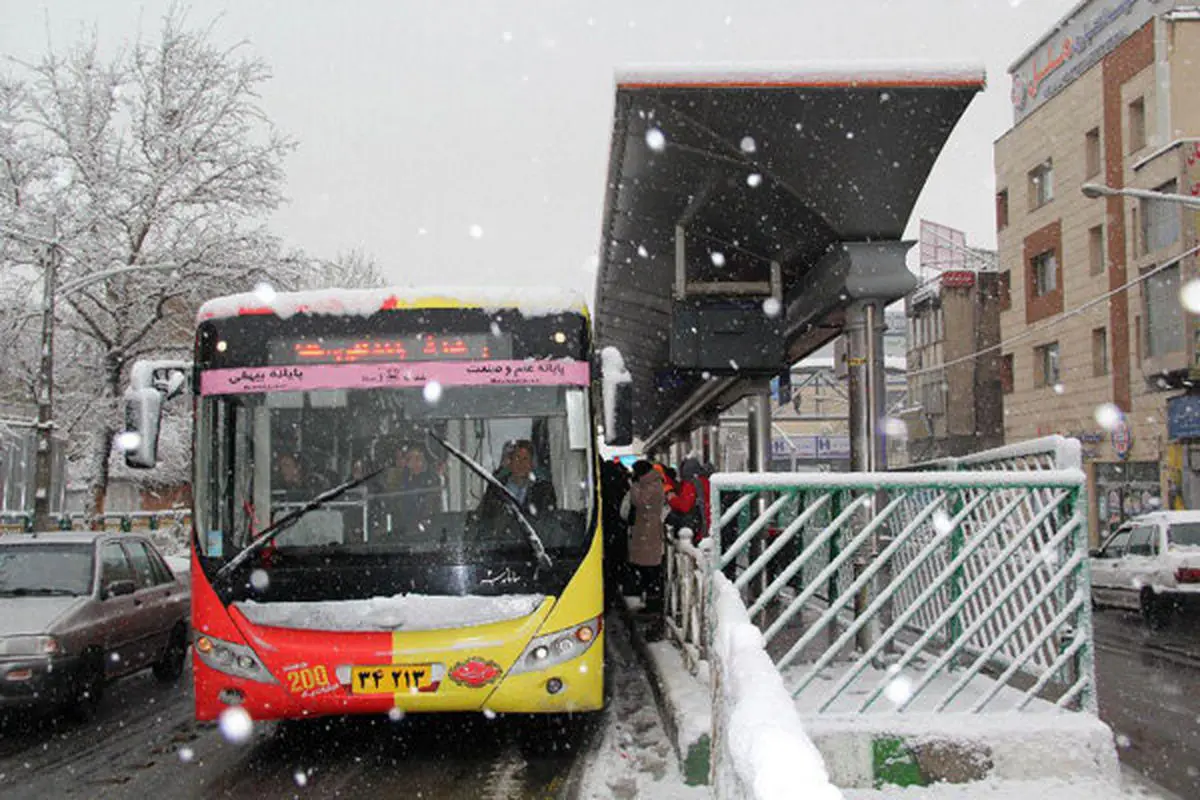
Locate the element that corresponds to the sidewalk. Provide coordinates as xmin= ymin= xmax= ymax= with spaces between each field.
xmin=570 ymin=608 xmax=709 ymax=799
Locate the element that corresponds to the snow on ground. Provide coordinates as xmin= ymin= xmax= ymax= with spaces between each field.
xmin=842 ymin=774 xmax=1166 ymax=799
xmin=575 ymin=613 xmax=710 ymax=799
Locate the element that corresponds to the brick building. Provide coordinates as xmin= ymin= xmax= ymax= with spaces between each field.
xmin=904 ymin=256 xmax=1006 ymax=463
xmin=995 ymin=0 xmax=1200 ymax=541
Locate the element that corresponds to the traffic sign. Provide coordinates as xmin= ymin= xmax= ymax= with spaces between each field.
xmin=1111 ymin=418 xmax=1132 ymax=460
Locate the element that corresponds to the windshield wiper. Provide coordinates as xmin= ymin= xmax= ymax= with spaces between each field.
xmin=214 ymin=463 xmax=389 ymax=586
xmin=426 ymin=431 xmax=553 ymax=571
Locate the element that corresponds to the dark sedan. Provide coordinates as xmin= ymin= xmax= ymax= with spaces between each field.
xmin=0 ymin=531 xmax=190 ymax=718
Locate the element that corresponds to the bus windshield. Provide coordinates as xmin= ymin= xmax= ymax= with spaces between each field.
xmin=194 ymin=381 xmax=594 ymax=603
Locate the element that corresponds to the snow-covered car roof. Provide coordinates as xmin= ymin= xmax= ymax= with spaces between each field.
xmin=1123 ymin=510 xmax=1200 ymax=525
xmin=197 ymin=286 xmax=589 ymax=322
xmin=1 ymin=530 xmax=110 ymax=545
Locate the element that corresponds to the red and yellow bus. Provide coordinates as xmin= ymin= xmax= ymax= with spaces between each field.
xmin=129 ymin=288 xmax=629 ymax=722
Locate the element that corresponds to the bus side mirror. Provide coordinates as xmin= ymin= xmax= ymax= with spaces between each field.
xmin=600 ymin=346 xmax=634 ymax=447
xmin=123 ymin=387 xmax=163 ymax=469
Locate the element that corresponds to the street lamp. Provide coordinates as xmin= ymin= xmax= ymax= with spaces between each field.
xmin=1080 ymin=182 xmax=1200 ymax=209
xmin=30 ymin=257 xmax=179 ymax=531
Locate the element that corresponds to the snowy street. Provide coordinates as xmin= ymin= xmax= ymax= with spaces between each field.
xmin=1095 ymin=607 xmax=1200 ymax=799
xmin=0 ymin=611 xmax=699 ymax=799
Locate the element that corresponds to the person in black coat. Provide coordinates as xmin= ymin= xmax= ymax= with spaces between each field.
xmin=601 ymin=458 xmax=632 ymax=598
xmin=478 ymin=440 xmax=557 ymax=520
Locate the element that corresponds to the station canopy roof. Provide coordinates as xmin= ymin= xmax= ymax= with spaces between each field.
xmin=593 ymin=64 xmax=985 ymax=445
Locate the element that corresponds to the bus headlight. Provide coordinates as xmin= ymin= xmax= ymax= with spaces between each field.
xmin=509 ymin=616 xmax=601 ymax=675
xmin=194 ymin=634 xmax=277 ymax=684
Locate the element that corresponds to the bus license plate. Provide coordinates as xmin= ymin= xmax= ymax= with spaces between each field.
xmin=350 ymin=665 xmax=435 ymax=694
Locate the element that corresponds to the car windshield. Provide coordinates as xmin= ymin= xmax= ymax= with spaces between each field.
xmin=0 ymin=543 xmax=94 ymax=596
xmin=1167 ymin=522 xmax=1200 ymax=547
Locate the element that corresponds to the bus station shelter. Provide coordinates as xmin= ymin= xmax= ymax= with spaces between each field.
xmin=593 ymin=65 xmax=985 ymax=470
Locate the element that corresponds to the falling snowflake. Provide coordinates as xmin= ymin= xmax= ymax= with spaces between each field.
xmin=490 ymin=321 xmax=502 ymax=337
xmin=294 ymin=770 xmax=308 ymax=787
xmin=1094 ymin=403 xmax=1123 ymax=431
xmin=762 ymin=297 xmax=781 ymax=318
xmin=388 ymin=707 xmax=405 ymax=722
xmin=178 ymin=747 xmax=195 ymax=763
xmin=253 ymin=282 xmax=277 ymax=304
xmin=115 ymin=432 xmax=142 ymax=452
xmin=423 ymin=381 xmax=443 ymax=404
xmin=1053 ymin=383 xmax=1065 ymax=395
xmin=711 ymin=252 xmax=726 ymax=267
xmin=884 ymin=674 xmax=914 ymax=705
xmin=645 ymin=128 xmax=666 ymax=152
xmin=739 ymin=136 xmax=757 ymax=153
xmin=747 ymin=173 xmax=762 ymax=187
xmin=1180 ymin=279 xmax=1200 ymax=313
xmin=468 ymin=224 xmax=484 ymax=239
xmin=218 ymin=706 xmax=254 ymax=744
xmin=483 ymin=707 xmax=498 ymax=720
xmin=637 ymin=245 xmax=649 ymax=258
xmin=249 ymin=569 xmax=270 ymax=591
xmin=932 ymin=510 xmax=954 ymax=536
xmin=884 ymin=418 xmax=908 ymax=439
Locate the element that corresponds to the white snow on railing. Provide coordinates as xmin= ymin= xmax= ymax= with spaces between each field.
xmin=710 ymin=469 xmax=1086 ymax=490
xmin=710 ymin=573 xmax=842 ymax=800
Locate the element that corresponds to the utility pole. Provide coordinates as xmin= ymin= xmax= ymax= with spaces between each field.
xmin=32 ymin=242 xmax=59 ymax=531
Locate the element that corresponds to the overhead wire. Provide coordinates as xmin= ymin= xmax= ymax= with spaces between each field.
xmin=906 ymin=242 xmax=1200 ymax=379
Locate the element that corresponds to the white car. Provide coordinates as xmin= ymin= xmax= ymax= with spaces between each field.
xmin=1090 ymin=511 xmax=1200 ymax=627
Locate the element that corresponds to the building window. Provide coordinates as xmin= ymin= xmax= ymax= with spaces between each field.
xmin=996 ymin=189 xmax=1009 ymax=231
xmin=1034 ymin=342 xmax=1060 ymax=388
xmin=998 ymin=270 xmax=1011 ymax=311
xmin=1031 ymin=249 xmax=1057 ymax=296
xmin=1145 ymin=263 xmax=1184 ymax=357
xmin=1128 ymin=96 xmax=1146 ymax=153
xmin=1092 ymin=327 xmax=1109 ymax=376
xmin=1028 ymin=159 xmax=1054 ymax=209
xmin=1085 ymin=127 xmax=1102 ymax=177
xmin=1141 ymin=180 xmax=1181 ymax=254
xmin=1088 ymin=225 xmax=1105 ymax=275
xmin=1001 ymin=354 xmax=1014 ymax=394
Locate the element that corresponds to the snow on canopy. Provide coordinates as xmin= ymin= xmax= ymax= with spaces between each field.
xmin=198 ymin=286 xmax=588 ymax=322
xmin=616 ymin=61 xmax=986 ymax=87
xmin=235 ymin=593 xmax=546 ymax=632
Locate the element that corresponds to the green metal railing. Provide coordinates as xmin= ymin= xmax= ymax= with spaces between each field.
xmin=706 ymin=468 xmax=1095 ymax=715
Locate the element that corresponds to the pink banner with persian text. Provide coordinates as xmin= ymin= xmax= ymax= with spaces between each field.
xmin=200 ymin=359 xmax=590 ymax=396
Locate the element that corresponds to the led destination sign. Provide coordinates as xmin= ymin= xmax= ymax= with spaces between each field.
xmin=267 ymin=333 xmax=512 ymax=365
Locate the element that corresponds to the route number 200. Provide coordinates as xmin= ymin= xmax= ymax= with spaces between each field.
xmin=286 ymin=665 xmax=331 ymax=693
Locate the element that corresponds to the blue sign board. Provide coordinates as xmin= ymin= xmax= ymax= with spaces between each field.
xmin=1167 ymin=394 xmax=1200 ymax=440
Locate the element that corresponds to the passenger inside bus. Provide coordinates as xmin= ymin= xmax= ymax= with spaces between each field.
xmin=477 ymin=439 xmax=557 ymax=520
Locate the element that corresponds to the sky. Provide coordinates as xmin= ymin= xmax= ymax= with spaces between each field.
xmin=0 ymin=0 xmax=1081 ymax=298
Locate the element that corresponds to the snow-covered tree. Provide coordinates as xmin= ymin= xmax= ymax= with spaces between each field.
xmin=0 ymin=11 xmax=303 ymax=515
xmin=303 ymin=248 xmax=387 ymax=290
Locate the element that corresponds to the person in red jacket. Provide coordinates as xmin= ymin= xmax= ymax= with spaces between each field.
xmin=666 ymin=457 xmax=708 ymax=540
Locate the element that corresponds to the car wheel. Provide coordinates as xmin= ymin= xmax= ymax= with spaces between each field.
xmin=153 ymin=624 xmax=188 ymax=683
xmin=69 ymin=651 xmax=106 ymax=721
xmin=1140 ymin=588 xmax=1169 ymax=630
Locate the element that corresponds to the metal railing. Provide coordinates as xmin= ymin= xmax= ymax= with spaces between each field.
xmin=705 ymin=467 xmax=1096 ymax=714
xmin=664 ymin=529 xmax=711 ymax=671
xmin=903 ymin=434 xmax=1082 ymax=473
xmin=0 ymin=509 xmax=190 ymax=534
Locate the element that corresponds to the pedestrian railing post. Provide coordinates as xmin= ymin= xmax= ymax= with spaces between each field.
xmin=947 ymin=487 xmax=965 ymax=668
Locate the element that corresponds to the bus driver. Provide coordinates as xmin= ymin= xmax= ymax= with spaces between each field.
xmin=478 ymin=439 xmax=556 ymax=519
